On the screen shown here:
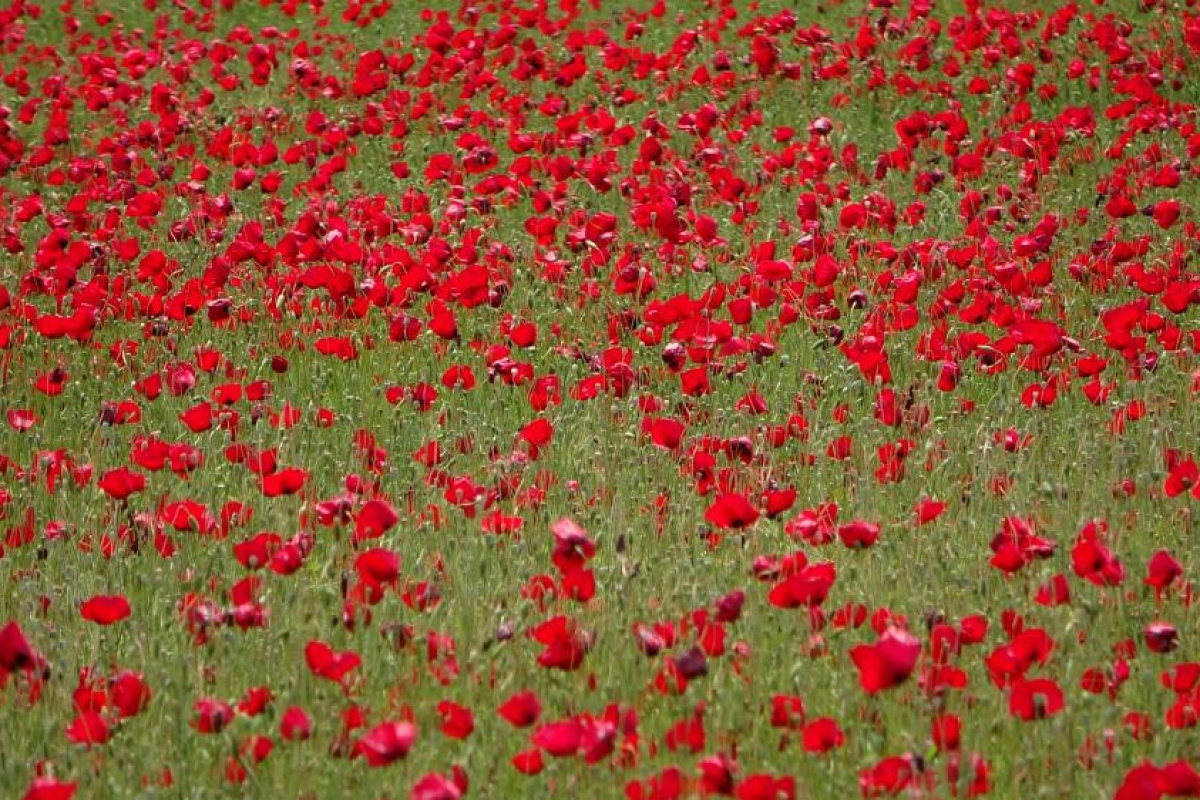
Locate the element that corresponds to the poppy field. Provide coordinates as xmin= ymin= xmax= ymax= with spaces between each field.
xmin=3 ymin=0 xmax=1200 ymax=796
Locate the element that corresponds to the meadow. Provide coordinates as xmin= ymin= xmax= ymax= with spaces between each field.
xmin=1 ymin=0 xmax=1199 ymax=797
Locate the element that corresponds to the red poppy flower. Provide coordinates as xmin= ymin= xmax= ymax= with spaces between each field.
xmin=1143 ymin=622 xmax=1180 ymax=654
xmin=66 ymin=711 xmax=110 ymax=747
xmin=0 ymin=622 xmax=39 ymax=675
xmin=1008 ymin=677 xmax=1064 ymax=721
xmin=705 ymin=493 xmax=760 ymax=530
xmin=304 ymin=640 xmax=362 ymax=684
xmin=355 ymin=499 xmax=399 ymax=543
xmin=23 ymin=777 xmax=77 ymax=800
xmin=532 ymin=719 xmax=582 ymax=757
xmin=6 ymin=409 xmax=35 ymax=431
xmin=192 ymin=698 xmax=235 ymax=734
xmin=354 ymin=721 xmax=416 ymax=767
xmin=1144 ymin=550 xmax=1183 ymax=599
xmin=411 ymin=768 xmax=468 ymax=800
xmin=838 ymin=520 xmax=881 ymax=549
xmin=260 ymin=467 xmax=308 ymax=497
xmin=80 ymin=595 xmax=131 ymax=625
xmin=850 ymin=627 xmax=921 ymax=694
xmin=98 ymin=467 xmax=146 ymax=500
xmin=437 ymin=700 xmax=474 ymax=739
xmin=858 ymin=754 xmax=917 ymax=797
xmin=768 ymin=563 xmax=837 ymax=609
xmin=511 ymin=749 xmax=544 ymax=775
xmin=802 ymin=717 xmax=845 ymax=753
xmin=498 ymin=691 xmax=542 ymax=728
xmin=529 ymin=615 xmax=591 ymax=671
xmin=280 ymin=706 xmax=313 ymax=741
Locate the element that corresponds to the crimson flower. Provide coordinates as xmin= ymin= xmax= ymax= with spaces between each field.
xmin=550 ymin=517 xmax=596 ymax=574
xmin=801 ymin=717 xmax=845 ymax=753
xmin=529 ymin=616 xmax=591 ymax=671
xmin=511 ymin=749 xmax=544 ymax=775
xmin=192 ymin=698 xmax=235 ymax=733
xmin=988 ymin=516 xmax=1055 ymax=574
xmin=354 ymin=548 xmax=402 ymax=589
xmin=1034 ymin=574 xmax=1071 ymax=607
xmin=22 ymin=778 xmax=76 ymax=800
xmin=914 ymin=498 xmax=947 ymax=525
xmin=985 ymin=628 xmax=1055 ymax=688
xmin=304 ymin=640 xmax=362 ymax=685
xmin=769 ymin=694 xmax=805 ymax=730
xmin=280 ymin=706 xmax=313 ymax=741
xmin=931 ymin=713 xmax=961 ymax=752
xmin=354 ymin=720 xmax=417 ymax=767
xmin=437 ymin=700 xmax=474 ymax=739
xmin=646 ymin=417 xmax=685 ymax=450
xmin=767 ymin=563 xmax=837 ymax=609
xmin=80 ymin=595 xmax=131 ymax=625
xmin=1164 ymin=451 xmax=1199 ymax=497
xmin=849 ymin=628 xmax=921 ymax=694
xmin=1070 ymin=520 xmax=1125 ymax=587
xmin=735 ymin=773 xmax=796 ymax=800
xmin=109 ymin=670 xmax=152 ymax=717
xmin=838 ymin=520 xmax=881 ymax=549
xmin=859 ymin=754 xmax=918 ymax=797
xmin=1144 ymin=549 xmax=1183 ymax=599
xmin=498 ymin=691 xmax=542 ymax=728
xmin=411 ymin=767 xmax=468 ymax=800
xmin=98 ymin=467 xmax=146 ymax=500
xmin=0 ymin=622 xmax=40 ymax=675
xmin=6 ymin=409 xmax=35 ymax=431
xmin=260 ymin=467 xmax=308 ymax=497
xmin=532 ymin=719 xmax=582 ymax=757
xmin=355 ymin=499 xmax=399 ymax=543
xmin=1115 ymin=761 xmax=1200 ymax=800
xmin=705 ymin=493 xmax=760 ymax=530
xmin=1143 ymin=622 xmax=1180 ymax=654
xmin=1007 ymin=677 xmax=1064 ymax=721
xmin=66 ymin=711 xmax=110 ymax=747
